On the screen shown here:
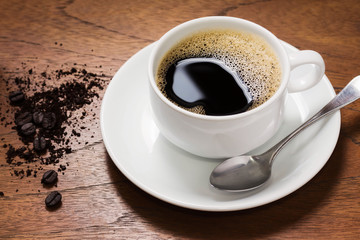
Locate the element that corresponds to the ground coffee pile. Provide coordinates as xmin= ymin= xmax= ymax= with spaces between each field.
xmin=0 ymin=64 xmax=108 ymax=180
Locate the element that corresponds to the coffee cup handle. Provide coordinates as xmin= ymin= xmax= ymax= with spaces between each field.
xmin=287 ymin=50 xmax=325 ymax=93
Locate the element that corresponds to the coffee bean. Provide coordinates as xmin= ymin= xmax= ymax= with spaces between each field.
xmin=45 ymin=191 xmax=62 ymax=208
xmin=21 ymin=123 xmax=36 ymax=135
xmin=41 ymin=170 xmax=58 ymax=184
xmin=33 ymin=112 xmax=44 ymax=125
xmin=42 ymin=112 xmax=56 ymax=129
xmin=34 ymin=135 xmax=47 ymax=152
xmin=9 ymin=90 xmax=24 ymax=104
xmin=15 ymin=112 xmax=32 ymax=126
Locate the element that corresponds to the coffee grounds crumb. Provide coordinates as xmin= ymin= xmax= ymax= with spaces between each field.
xmin=1 ymin=64 xmax=108 ymax=179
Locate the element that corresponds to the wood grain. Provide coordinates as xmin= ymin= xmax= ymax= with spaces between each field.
xmin=0 ymin=0 xmax=359 ymax=239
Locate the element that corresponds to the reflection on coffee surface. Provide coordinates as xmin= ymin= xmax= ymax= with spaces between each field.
xmin=156 ymin=29 xmax=281 ymax=116
xmin=164 ymin=58 xmax=253 ymax=115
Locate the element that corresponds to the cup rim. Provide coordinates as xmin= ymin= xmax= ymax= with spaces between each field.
xmin=148 ymin=16 xmax=290 ymax=121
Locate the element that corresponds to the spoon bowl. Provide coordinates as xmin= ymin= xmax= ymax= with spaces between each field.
xmin=210 ymin=155 xmax=271 ymax=191
xmin=210 ymin=75 xmax=360 ymax=191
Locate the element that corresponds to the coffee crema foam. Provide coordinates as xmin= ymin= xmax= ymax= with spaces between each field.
xmin=156 ymin=29 xmax=282 ymax=115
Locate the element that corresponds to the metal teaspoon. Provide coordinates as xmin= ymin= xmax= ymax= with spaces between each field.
xmin=210 ymin=75 xmax=360 ymax=191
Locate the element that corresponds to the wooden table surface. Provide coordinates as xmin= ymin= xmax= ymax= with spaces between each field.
xmin=1 ymin=0 xmax=359 ymax=239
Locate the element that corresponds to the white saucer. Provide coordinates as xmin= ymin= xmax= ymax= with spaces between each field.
xmin=100 ymin=42 xmax=340 ymax=212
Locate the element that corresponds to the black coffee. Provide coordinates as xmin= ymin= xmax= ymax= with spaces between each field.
xmin=156 ymin=29 xmax=282 ymax=116
xmin=165 ymin=58 xmax=253 ymax=116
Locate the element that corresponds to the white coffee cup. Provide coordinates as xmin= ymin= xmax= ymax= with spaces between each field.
xmin=148 ymin=16 xmax=325 ymax=158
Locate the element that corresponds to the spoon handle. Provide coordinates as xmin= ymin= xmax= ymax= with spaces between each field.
xmin=267 ymin=75 xmax=360 ymax=163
